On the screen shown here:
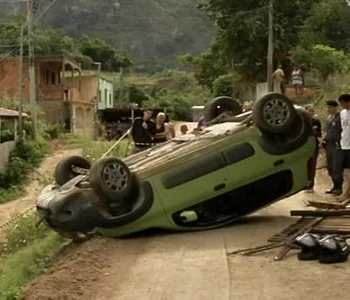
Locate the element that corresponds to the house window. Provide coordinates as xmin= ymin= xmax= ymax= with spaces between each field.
xmin=99 ymin=90 xmax=101 ymax=103
xmin=51 ymin=72 xmax=56 ymax=84
xmin=109 ymin=93 xmax=112 ymax=106
xmin=104 ymin=89 xmax=107 ymax=102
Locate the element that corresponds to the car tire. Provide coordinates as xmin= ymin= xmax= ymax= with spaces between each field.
xmin=89 ymin=157 xmax=132 ymax=201
xmin=55 ymin=156 xmax=91 ymax=186
xmin=204 ymin=96 xmax=243 ymax=122
xmin=253 ymin=93 xmax=296 ymax=134
xmin=260 ymin=109 xmax=314 ymax=155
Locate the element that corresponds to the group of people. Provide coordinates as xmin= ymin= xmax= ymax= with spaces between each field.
xmin=130 ymin=108 xmax=190 ymax=154
xmin=273 ymin=65 xmax=305 ymax=95
xmin=306 ymin=94 xmax=350 ymax=203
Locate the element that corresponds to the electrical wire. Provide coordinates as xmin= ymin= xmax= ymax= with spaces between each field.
xmin=35 ymin=0 xmax=58 ymax=21
xmin=0 ymin=0 xmax=27 ymax=2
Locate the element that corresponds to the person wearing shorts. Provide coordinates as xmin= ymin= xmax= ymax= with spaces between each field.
xmin=337 ymin=94 xmax=350 ymax=201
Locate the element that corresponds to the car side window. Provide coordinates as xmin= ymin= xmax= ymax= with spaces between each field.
xmin=224 ymin=143 xmax=255 ymax=165
xmin=162 ymin=143 xmax=255 ymax=189
xmin=162 ymin=153 xmax=227 ymax=189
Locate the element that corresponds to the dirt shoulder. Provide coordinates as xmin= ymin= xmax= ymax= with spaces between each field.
xmin=0 ymin=149 xmax=82 ymax=241
xmin=22 ymin=169 xmax=349 ymax=300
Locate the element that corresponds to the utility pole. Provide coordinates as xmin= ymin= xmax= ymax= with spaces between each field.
xmin=267 ymin=0 xmax=274 ymax=92
xmin=118 ymin=66 xmax=124 ymax=103
xmin=18 ymin=25 xmax=24 ymax=142
xmin=27 ymin=0 xmax=38 ymax=140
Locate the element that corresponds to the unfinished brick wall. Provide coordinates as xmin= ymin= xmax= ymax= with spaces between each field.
xmin=0 ymin=57 xmax=30 ymax=102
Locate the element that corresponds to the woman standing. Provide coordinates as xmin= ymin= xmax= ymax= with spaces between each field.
xmin=292 ymin=67 xmax=303 ymax=95
xmin=154 ymin=112 xmax=170 ymax=143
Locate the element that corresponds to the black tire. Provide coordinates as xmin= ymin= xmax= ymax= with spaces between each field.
xmin=260 ymin=109 xmax=314 ymax=155
xmin=89 ymin=157 xmax=132 ymax=201
xmin=253 ymin=93 xmax=296 ymax=134
xmin=107 ymin=172 xmax=141 ymax=215
xmin=204 ymin=96 xmax=243 ymax=122
xmin=55 ymin=156 xmax=91 ymax=186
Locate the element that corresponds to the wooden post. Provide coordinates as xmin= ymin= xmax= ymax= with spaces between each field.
xmin=70 ymin=71 xmax=74 ymax=133
xmin=14 ymin=118 xmax=18 ymax=140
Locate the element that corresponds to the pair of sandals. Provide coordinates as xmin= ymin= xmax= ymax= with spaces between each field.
xmin=294 ymin=233 xmax=350 ymax=264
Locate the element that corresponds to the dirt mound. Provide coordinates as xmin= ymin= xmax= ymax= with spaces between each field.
xmin=22 ymin=237 xmax=113 ymax=300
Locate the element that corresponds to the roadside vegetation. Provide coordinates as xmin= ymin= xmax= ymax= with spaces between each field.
xmin=0 ymin=132 xmax=130 ymax=300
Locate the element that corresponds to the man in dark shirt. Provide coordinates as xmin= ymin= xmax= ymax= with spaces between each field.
xmin=130 ymin=108 xmax=156 ymax=154
xmin=305 ymin=104 xmax=322 ymax=193
xmin=323 ymin=100 xmax=343 ymax=195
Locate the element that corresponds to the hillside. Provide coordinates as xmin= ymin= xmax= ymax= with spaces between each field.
xmin=0 ymin=0 xmax=215 ymax=72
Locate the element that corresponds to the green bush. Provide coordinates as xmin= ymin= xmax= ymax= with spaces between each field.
xmin=213 ymin=72 xmax=241 ymax=98
xmin=43 ymin=124 xmax=64 ymax=140
xmin=0 ymin=139 xmax=48 ymax=202
xmin=0 ymin=130 xmax=15 ymax=143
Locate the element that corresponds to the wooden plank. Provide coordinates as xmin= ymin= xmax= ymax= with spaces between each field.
xmin=274 ymin=217 xmax=324 ymax=261
xmin=306 ymin=200 xmax=348 ymax=209
xmin=290 ymin=209 xmax=350 ymax=217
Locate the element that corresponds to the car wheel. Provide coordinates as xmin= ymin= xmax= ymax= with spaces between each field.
xmin=204 ymin=96 xmax=243 ymax=122
xmin=260 ymin=109 xmax=314 ymax=155
xmin=252 ymin=93 xmax=296 ymax=134
xmin=55 ymin=156 xmax=91 ymax=186
xmin=89 ymin=157 xmax=132 ymax=201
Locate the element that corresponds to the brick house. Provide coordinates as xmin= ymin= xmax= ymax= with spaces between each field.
xmin=0 ymin=55 xmax=96 ymax=133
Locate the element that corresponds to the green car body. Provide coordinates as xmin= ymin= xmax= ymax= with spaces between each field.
xmin=96 ymin=124 xmax=316 ymax=238
xmin=36 ymin=94 xmax=316 ymax=240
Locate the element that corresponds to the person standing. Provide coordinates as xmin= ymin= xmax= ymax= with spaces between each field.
xmin=130 ymin=108 xmax=156 ymax=154
xmin=291 ymin=67 xmax=303 ymax=95
xmin=322 ymin=100 xmax=343 ymax=195
xmin=336 ymin=94 xmax=350 ymax=202
xmin=305 ymin=104 xmax=322 ymax=193
xmin=154 ymin=112 xmax=169 ymax=143
xmin=197 ymin=115 xmax=206 ymax=130
xmin=273 ymin=65 xmax=285 ymax=94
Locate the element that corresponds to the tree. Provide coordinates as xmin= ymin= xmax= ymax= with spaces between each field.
xmin=213 ymin=72 xmax=241 ymax=97
xmin=292 ymin=44 xmax=348 ymax=81
xmin=196 ymin=0 xmax=321 ymax=81
xmin=178 ymin=38 xmax=229 ymax=89
xmin=0 ymin=14 xmax=133 ymax=72
xmin=79 ymin=35 xmax=133 ymax=71
xmin=300 ymin=0 xmax=350 ymax=51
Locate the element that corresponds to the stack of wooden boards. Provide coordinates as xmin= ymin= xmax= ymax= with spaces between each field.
xmin=229 ymin=209 xmax=350 ymax=261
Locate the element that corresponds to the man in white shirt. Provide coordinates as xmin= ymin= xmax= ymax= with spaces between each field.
xmin=337 ymin=94 xmax=350 ymax=201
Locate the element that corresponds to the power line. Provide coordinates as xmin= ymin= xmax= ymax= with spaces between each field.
xmin=0 ymin=0 xmax=28 ymax=2
xmin=35 ymin=0 xmax=58 ymax=21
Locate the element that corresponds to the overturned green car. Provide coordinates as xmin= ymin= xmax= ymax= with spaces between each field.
xmin=36 ymin=93 xmax=316 ymax=241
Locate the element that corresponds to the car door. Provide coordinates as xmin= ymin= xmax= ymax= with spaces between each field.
xmin=152 ymin=151 xmax=230 ymax=218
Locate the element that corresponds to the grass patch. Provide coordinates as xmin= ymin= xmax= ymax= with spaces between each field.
xmin=62 ymin=133 xmax=131 ymax=161
xmin=0 ymin=212 xmax=65 ymax=300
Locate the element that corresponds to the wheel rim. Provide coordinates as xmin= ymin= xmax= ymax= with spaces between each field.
xmin=102 ymin=162 xmax=129 ymax=192
xmin=263 ymin=98 xmax=291 ymax=127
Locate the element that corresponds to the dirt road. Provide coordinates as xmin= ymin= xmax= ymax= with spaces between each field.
xmin=21 ymin=169 xmax=350 ymax=300
xmin=0 ymin=149 xmax=82 ymax=240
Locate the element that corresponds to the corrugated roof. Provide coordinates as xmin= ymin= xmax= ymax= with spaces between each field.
xmin=0 ymin=107 xmax=28 ymax=118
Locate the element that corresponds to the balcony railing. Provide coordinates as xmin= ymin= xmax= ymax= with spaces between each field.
xmin=38 ymin=84 xmax=63 ymax=101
